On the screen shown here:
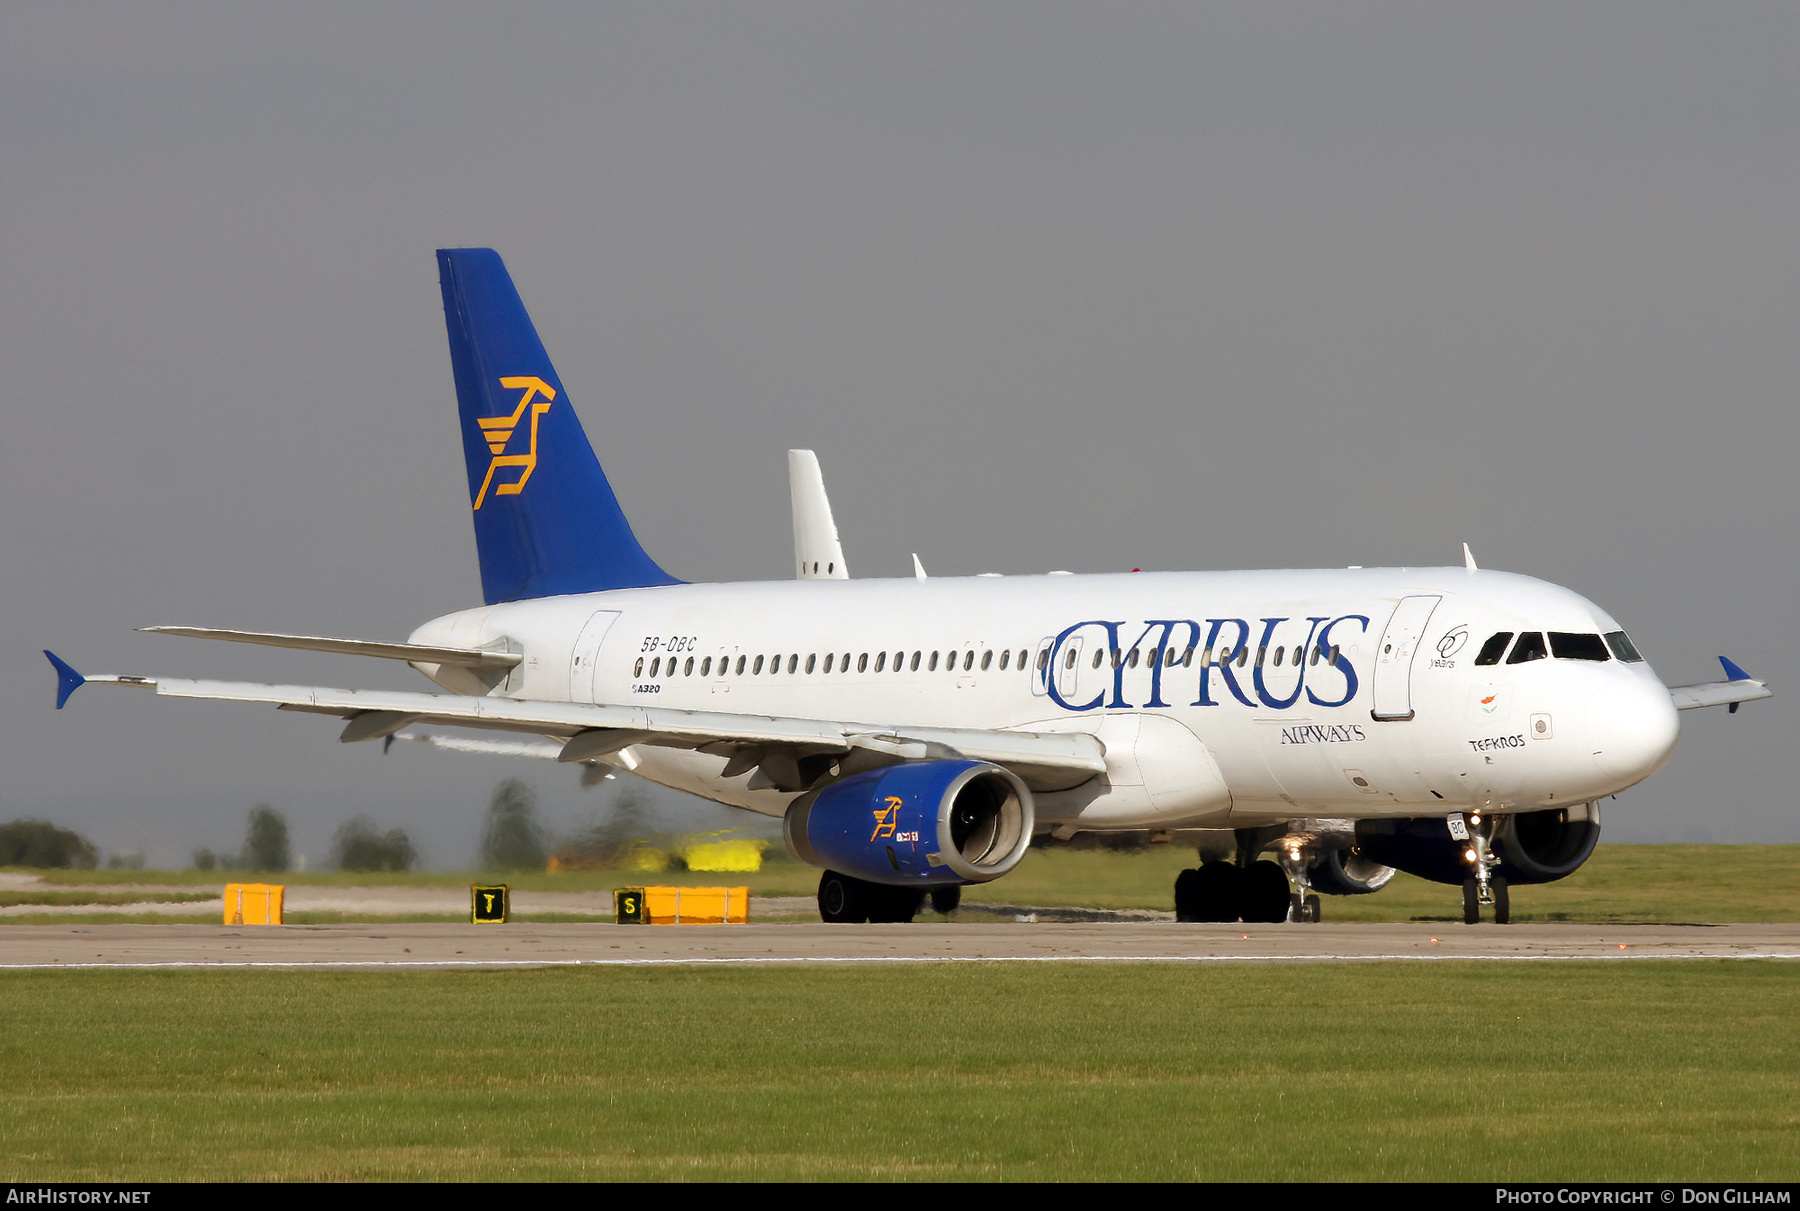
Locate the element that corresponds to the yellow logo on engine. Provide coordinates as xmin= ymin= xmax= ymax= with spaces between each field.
xmin=870 ymin=795 xmax=903 ymax=842
xmin=472 ymin=376 xmax=556 ymax=509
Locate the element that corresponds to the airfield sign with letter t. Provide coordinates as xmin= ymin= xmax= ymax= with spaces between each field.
xmin=472 ymin=884 xmax=508 ymax=924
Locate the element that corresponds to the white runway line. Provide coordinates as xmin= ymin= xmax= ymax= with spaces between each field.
xmin=4 ymin=951 xmax=1799 ymax=970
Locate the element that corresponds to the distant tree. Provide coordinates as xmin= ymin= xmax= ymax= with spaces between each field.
xmin=240 ymin=805 xmax=291 ymax=872
xmin=0 ymin=818 xmax=98 ymax=868
xmin=106 ymin=850 xmax=145 ymax=870
xmin=331 ymin=815 xmax=418 ymax=873
xmin=192 ymin=847 xmax=217 ymax=872
xmin=480 ymin=779 xmax=546 ymax=871
xmin=553 ymin=782 xmax=656 ymax=868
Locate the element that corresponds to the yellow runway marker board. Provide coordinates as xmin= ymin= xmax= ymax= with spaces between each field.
xmin=223 ymin=883 xmax=283 ymax=925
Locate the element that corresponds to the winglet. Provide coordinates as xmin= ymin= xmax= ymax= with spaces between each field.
xmin=1462 ymin=542 xmax=1478 ymax=572
xmin=1720 ymin=656 xmax=1752 ymax=682
xmin=912 ymin=553 xmax=927 ymax=580
xmin=44 ymin=651 xmax=85 ymax=710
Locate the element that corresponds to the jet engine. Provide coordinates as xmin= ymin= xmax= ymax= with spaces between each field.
xmin=1306 ymin=846 xmax=1397 ymax=896
xmin=783 ymin=759 xmax=1034 ymax=887
xmin=1353 ymin=802 xmax=1602 ymax=886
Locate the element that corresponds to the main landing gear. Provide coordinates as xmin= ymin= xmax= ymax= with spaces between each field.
xmin=817 ymin=871 xmax=962 ymax=923
xmin=1174 ymin=830 xmax=1316 ymax=923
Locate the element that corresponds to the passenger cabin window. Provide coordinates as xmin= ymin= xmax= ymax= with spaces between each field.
xmin=999 ymin=650 xmax=1010 ymax=670
xmin=1550 ymin=632 xmax=1611 ymax=662
xmin=1604 ymin=631 xmax=1644 ymax=662
xmin=981 ymin=650 xmax=993 ymax=671
xmin=684 ymin=657 xmax=694 ymax=676
xmin=1474 ymin=632 xmax=1514 ymax=666
xmin=963 ymin=651 xmax=974 ymax=671
xmin=1506 ymin=632 xmax=1548 ymax=664
xmin=788 ymin=654 xmax=799 ymax=674
xmin=701 ymin=657 xmax=711 ymax=677
xmin=634 ymin=657 xmax=645 ymax=678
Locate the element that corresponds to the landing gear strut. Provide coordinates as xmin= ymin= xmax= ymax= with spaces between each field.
xmin=1455 ymin=813 xmax=1511 ymax=925
xmin=1276 ymin=845 xmax=1323 ymax=923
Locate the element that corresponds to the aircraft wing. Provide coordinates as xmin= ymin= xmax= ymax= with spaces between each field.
xmin=1667 ymin=657 xmax=1772 ymax=713
xmin=44 ymin=654 xmax=1105 ymax=791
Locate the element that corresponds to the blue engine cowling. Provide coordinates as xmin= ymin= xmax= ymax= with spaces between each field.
xmin=1353 ymin=802 xmax=1602 ymax=886
xmin=783 ymin=760 xmax=1034 ymax=887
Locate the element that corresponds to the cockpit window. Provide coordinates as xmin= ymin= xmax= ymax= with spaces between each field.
xmin=1550 ymin=632 xmax=1611 ymax=662
xmin=1473 ymin=632 xmax=1514 ymax=666
xmin=1506 ymin=631 xmax=1548 ymax=664
xmin=1604 ymin=631 xmax=1644 ymax=663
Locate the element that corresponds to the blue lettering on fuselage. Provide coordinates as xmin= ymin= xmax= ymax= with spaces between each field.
xmin=1045 ymin=614 xmax=1369 ymax=713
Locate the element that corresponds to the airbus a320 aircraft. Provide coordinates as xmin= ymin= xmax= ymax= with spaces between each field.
xmin=46 ymin=249 xmax=1771 ymax=925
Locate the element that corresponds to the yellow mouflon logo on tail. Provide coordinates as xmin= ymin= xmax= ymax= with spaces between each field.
xmin=472 ymin=375 xmax=556 ymax=509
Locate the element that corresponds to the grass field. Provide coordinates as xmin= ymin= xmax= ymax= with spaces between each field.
xmin=13 ymin=843 xmax=1800 ymax=923
xmin=2 ymin=962 xmax=1796 ymax=1181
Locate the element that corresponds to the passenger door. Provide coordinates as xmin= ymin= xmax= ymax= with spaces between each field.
xmin=1370 ymin=595 xmax=1441 ymax=721
xmin=569 ymin=610 xmax=622 ymax=702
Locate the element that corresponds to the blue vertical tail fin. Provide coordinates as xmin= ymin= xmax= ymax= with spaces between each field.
xmin=437 ymin=248 xmax=680 ymax=603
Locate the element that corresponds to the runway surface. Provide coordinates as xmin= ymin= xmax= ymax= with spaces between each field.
xmin=3 ymin=921 xmax=1798 ymax=969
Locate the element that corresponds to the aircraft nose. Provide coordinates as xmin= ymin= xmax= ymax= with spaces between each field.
xmin=1585 ymin=676 xmax=1680 ymax=785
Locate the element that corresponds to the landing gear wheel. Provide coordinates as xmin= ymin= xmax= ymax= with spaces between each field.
xmin=1305 ymin=893 xmax=1322 ymax=923
xmin=818 ymin=871 xmax=869 ymax=923
xmin=868 ymin=886 xmax=923 ymax=924
xmin=929 ymin=886 xmax=962 ymax=915
xmin=1188 ymin=861 xmax=1244 ymax=922
xmin=1242 ymin=861 xmax=1290 ymax=923
xmin=1174 ymin=868 xmax=1202 ymax=921
xmin=1492 ymin=877 xmax=1510 ymax=926
xmin=1462 ymin=878 xmax=1480 ymax=925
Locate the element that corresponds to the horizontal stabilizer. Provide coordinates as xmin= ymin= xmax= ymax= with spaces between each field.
xmin=141 ymin=627 xmax=521 ymax=670
xmin=1667 ymin=658 xmax=1771 ymax=712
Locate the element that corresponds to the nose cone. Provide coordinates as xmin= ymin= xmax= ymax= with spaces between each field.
xmin=1585 ymin=677 xmax=1680 ymax=787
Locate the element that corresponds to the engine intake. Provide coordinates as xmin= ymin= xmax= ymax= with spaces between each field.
xmin=784 ymin=760 xmax=1034 ymax=887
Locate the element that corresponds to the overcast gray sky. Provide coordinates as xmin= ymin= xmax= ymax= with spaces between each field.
xmin=2 ymin=2 xmax=1794 ymax=866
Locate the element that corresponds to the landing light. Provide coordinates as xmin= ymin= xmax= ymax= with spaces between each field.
xmin=1463 ymin=848 xmax=1478 ymax=863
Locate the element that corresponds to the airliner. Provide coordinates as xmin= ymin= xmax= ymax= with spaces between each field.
xmin=45 ymin=248 xmax=1770 ymax=925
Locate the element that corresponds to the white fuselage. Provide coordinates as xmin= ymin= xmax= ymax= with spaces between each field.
xmin=408 ymin=566 xmax=1680 ymax=831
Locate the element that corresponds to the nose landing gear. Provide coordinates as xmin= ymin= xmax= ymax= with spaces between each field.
xmin=1453 ymin=813 xmax=1511 ymax=925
